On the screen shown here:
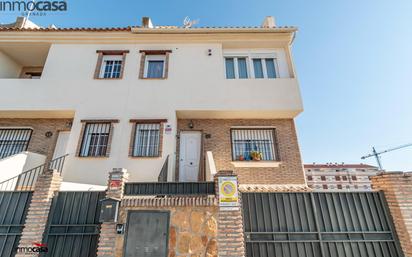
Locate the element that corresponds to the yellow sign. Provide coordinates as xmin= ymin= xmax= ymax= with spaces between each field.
xmin=218 ymin=177 xmax=239 ymax=207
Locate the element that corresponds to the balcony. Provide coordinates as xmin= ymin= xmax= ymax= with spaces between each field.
xmin=0 ymin=44 xmax=50 ymax=79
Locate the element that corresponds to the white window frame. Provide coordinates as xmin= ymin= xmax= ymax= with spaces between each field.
xmin=224 ymin=56 xmax=250 ymax=79
xmin=144 ymin=55 xmax=166 ymax=78
xmin=224 ymin=52 xmax=279 ymax=79
xmin=99 ymin=55 xmax=123 ymax=79
xmin=132 ymin=123 xmax=161 ymax=157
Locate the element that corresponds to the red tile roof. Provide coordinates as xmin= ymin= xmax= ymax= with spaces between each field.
xmin=0 ymin=26 xmax=132 ymax=32
xmin=304 ymin=164 xmax=378 ymax=169
xmin=0 ymin=25 xmax=296 ymax=32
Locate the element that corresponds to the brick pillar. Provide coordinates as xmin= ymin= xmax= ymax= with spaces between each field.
xmin=15 ymin=170 xmax=62 ymax=257
xmin=96 ymin=168 xmax=128 ymax=257
xmin=214 ymin=170 xmax=245 ymax=257
xmin=371 ymin=172 xmax=412 ymax=256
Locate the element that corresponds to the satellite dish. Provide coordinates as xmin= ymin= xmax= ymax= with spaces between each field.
xmin=183 ymin=16 xmax=199 ymax=28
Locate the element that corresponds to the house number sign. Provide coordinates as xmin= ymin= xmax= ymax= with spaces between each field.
xmin=218 ymin=176 xmax=239 ymax=208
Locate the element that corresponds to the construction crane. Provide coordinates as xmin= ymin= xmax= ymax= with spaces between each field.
xmin=361 ymin=143 xmax=412 ymax=170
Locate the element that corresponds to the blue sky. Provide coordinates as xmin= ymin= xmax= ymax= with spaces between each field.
xmin=1 ymin=0 xmax=411 ymax=171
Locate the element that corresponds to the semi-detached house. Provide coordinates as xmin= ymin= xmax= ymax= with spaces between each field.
xmin=0 ymin=16 xmax=305 ymax=188
xmin=0 ymin=17 xmax=408 ymax=257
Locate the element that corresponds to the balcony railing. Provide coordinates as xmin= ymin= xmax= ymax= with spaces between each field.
xmin=124 ymin=181 xmax=215 ymax=196
xmin=0 ymin=154 xmax=68 ymax=191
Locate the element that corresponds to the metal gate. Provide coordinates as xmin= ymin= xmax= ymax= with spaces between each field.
xmin=243 ymin=192 xmax=403 ymax=257
xmin=0 ymin=191 xmax=32 ymax=257
xmin=123 ymin=211 xmax=170 ymax=257
xmin=43 ymin=191 xmax=105 ymax=257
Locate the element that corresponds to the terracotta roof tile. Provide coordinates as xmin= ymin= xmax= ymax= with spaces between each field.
xmin=304 ymin=164 xmax=378 ymax=169
xmin=0 ymin=26 xmax=132 ymax=32
xmin=0 ymin=25 xmax=296 ymax=32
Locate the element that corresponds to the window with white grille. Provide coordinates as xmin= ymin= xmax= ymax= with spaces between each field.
xmin=0 ymin=129 xmax=32 ymax=159
xmin=99 ymin=55 xmax=123 ymax=79
xmin=231 ymin=128 xmax=278 ymax=161
xmin=132 ymin=123 xmax=161 ymax=157
xmin=79 ymin=123 xmax=111 ymax=157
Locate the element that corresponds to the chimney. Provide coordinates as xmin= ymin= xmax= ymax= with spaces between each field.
xmin=261 ymin=16 xmax=276 ymax=28
xmin=141 ymin=17 xmax=153 ymax=28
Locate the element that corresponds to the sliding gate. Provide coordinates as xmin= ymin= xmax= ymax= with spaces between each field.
xmin=243 ymin=192 xmax=403 ymax=257
xmin=43 ymin=191 xmax=105 ymax=257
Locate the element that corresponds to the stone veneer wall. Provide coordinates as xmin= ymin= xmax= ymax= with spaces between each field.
xmin=177 ymin=119 xmax=305 ymax=185
xmin=116 ymin=205 xmax=218 ymax=257
xmin=371 ymin=172 xmax=412 ymax=256
xmin=0 ymin=118 xmax=72 ymax=161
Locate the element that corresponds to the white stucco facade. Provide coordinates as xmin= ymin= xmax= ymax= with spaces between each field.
xmin=0 ymin=24 xmax=303 ymax=185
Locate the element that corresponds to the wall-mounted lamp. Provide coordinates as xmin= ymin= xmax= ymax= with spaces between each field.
xmin=188 ymin=120 xmax=194 ymax=129
xmin=45 ymin=131 xmax=53 ymax=138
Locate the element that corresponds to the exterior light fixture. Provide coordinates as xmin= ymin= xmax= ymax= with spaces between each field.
xmin=188 ymin=120 xmax=194 ymax=129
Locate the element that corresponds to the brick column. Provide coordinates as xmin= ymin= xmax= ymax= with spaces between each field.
xmin=15 ymin=170 xmax=62 ymax=257
xmin=371 ymin=172 xmax=412 ymax=256
xmin=214 ymin=171 xmax=246 ymax=257
xmin=96 ymin=168 xmax=128 ymax=257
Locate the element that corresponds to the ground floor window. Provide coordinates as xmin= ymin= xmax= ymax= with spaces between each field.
xmin=231 ymin=128 xmax=278 ymax=161
xmin=79 ymin=123 xmax=111 ymax=157
xmin=132 ymin=123 xmax=161 ymax=157
xmin=0 ymin=128 xmax=32 ymax=158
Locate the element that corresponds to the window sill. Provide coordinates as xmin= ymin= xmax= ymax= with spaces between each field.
xmin=231 ymin=161 xmax=281 ymax=168
xmin=140 ymin=77 xmax=167 ymax=80
xmin=94 ymin=77 xmax=123 ymax=80
xmin=128 ymin=156 xmax=161 ymax=159
xmin=77 ymin=156 xmax=109 ymax=159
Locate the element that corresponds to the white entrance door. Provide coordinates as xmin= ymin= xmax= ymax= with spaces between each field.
xmin=179 ymin=131 xmax=201 ymax=182
xmin=52 ymin=131 xmax=70 ymax=159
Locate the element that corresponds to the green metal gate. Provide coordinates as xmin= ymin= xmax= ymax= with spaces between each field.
xmin=0 ymin=191 xmax=32 ymax=257
xmin=43 ymin=191 xmax=105 ymax=257
xmin=243 ymin=192 xmax=403 ymax=257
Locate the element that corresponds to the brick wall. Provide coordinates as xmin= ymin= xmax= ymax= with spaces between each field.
xmin=371 ymin=172 xmax=412 ymax=256
xmin=0 ymin=118 xmax=72 ymax=161
xmin=177 ymin=119 xmax=305 ymax=185
xmin=15 ymin=170 xmax=62 ymax=257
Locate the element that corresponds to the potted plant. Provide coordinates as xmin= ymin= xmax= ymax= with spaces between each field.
xmin=250 ymin=151 xmax=262 ymax=161
xmin=237 ymin=155 xmax=245 ymax=161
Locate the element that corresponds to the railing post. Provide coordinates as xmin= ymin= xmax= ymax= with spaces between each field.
xmin=96 ymin=168 xmax=128 ymax=257
xmin=214 ymin=170 xmax=246 ymax=257
xmin=15 ymin=169 xmax=62 ymax=257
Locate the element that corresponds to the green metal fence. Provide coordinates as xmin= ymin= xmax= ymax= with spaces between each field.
xmin=43 ymin=191 xmax=105 ymax=257
xmin=243 ymin=192 xmax=403 ymax=257
xmin=0 ymin=191 xmax=32 ymax=257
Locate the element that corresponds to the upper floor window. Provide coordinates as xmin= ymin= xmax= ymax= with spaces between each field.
xmin=224 ymin=53 xmax=278 ymax=79
xmin=20 ymin=67 xmax=43 ymax=79
xmin=78 ymin=120 xmax=118 ymax=157
xmin=101 ymin=56 xmax=123 ymax=79
xmin=0 ymin=128 xmax=32 ymax=159
xmin=225 ymin=57 xmax=249 ymax=79
xmin=139 ymin=50 xmax=171 ymax=79
xmin=94 ymin=50 xmax=129 ymax=79
xmin=231 ymin=128 xmax=278 ymax=161
xmin=145 ymin=55 xmax=166 ymax=78
xmin=252 ymin=58 xmax=277 ymax=78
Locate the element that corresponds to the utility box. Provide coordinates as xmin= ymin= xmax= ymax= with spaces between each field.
xmin=99 ymin=197 xmax=120 ymax=223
